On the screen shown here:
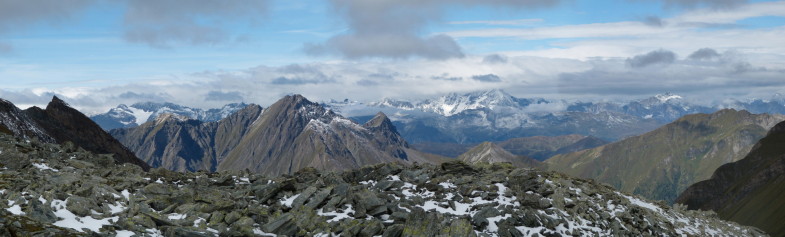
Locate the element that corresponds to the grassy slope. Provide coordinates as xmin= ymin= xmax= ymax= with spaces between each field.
xmin=546 ymin=109 xmax=782 ymax=203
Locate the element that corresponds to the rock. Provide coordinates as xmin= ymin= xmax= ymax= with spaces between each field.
xmin=382 ymin=224 xmax=404 ymax=237
xmin=65 ymin=196 xmax=96 ymax=217
xmin=224 ymin=211 xmax=241 ymax=225
xmin=304 ymin=187 xmax=332 ymax=209
xmin=472 ymin=207 xmax=500 ymax=229
xmin=262 ymin=213 xmax=299 ymax=236
xmin=291 ymin=186 xmax=318 ymax=209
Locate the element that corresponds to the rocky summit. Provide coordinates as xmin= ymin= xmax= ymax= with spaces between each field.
xmin=0 ymin=134 xmax=764 ymax=236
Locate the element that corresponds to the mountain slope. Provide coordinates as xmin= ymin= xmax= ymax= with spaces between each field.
xmin=0 ymin=135 xmax=765 ymax=236
xmin=22 ymin=96 xmax=150 ymax=170
xmin=412 ymin=134 xmax=607 ymax=160
xmin=676 ymin=120 xmax=785 ymax=236
xmin=0 ymin=98 xmax=54 ymax=143
xmin=497 ymin=135 xmax=607 ymax=161
xmin=110 ymin=104 xmax=263 ymax=172
xmin=458 ymin=142 xmax=543 ymax=169
xmin=546 ymin=109 xmax=785 ymax=203
xmin=218 ymin=95 xmax=441 ymax=176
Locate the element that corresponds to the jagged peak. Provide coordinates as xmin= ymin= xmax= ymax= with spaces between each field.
xmin=48 ymin=96 xmax=69 ymax=107
xmin=364 ymin=112 xmax=392 ymax=128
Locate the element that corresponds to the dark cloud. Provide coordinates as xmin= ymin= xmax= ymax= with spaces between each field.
xmin=483 ymin=54 xmax=509 ymax=64
xmin=688 ymin=48 xmax=721 ymax=61
xmin=432 ymin=74 xmax=462 ymax=81
xmin=310 ymin=0 xmax=560 ymax=60
xmin=627 ymin=49 xmax=676 ymax=68
xmin=123 ymin=0 xmax=268 ymax=48
xmin=642 ymin=16 xmax=665 ymax=27
xmin=0 ymin=0 xmax=94 ymax=53
xmin=205 ymin=91 xmax=244 ymax=101
xmin=471 ymin=74 xmax=502 ymax=82
xmin=0 ymin=0 xmax=94 ymax=32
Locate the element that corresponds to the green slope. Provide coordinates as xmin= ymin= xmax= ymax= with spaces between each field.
xmin=546 ymin=109 xmax=784 ymax=203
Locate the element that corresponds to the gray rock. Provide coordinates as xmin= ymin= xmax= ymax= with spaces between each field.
xmin=262 ymin=213 xmax=299 ymax=236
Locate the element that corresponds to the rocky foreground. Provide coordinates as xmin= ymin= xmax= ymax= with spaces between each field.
xmin=0 ymin=134 xmax=766 ymax=236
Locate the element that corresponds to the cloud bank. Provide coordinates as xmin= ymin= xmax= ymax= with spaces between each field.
xmin=306 ymin=0 xmax=561 ymax=60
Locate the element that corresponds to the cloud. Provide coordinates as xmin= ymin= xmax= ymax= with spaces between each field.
xmin=122 ymin=0 xmax=269 ymax=48
xmin=471 ymin=74 xmax=502 ymax=82
xmin=309 ymin=0 xmax=561 ymax=60
xmin=483 ymin=54 xmax=509 ymax=64
xmin=205 ymin=91 xmax=244 ymax=101
xmin=449 ymin=18 xmax=543 ymax=25
xmin=0 ymin=0 xmax=94 ymax=32
xmin=627 ymin=49 xmax=676 ymax=68
xmin=116 ymin=91 xmax=171 ymax=101
xmin=659 ymin=0 xmax=748 ymax=9
xmin=642 ymin=16 xmax=665 ymax=27
xmin=688 ymin=48 xmax=721 ymax=60
xmin=271 ymin=76 xmax=335 ymax=85
xmin=0 ymin=0 xmax=95 ymax=53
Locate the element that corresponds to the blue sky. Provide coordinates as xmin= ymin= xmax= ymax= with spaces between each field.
xmin=1 ymin=0 xmax=785 ymax=113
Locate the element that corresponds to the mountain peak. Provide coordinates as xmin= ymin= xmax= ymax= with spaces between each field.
xmin=653 ymin=93 xmax=683 ymax=103
xmin=364 ymin=112 xmax=392 ymax=128
xmin=48 ymin=96 xmax=69 ymax=108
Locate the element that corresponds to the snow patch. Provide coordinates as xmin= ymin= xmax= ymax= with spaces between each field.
xmin=32 ymin=163 xmax=58 ymax=172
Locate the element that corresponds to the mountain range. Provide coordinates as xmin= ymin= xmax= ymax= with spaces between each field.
xmin=328 ymin=90 xmax=785 ymax=144
xmin=546 ymin=109 xmax=785 ymax=204
xmin=111 ymin=95 xmax=445 ymax=176
xmin=677 ymin=119 xmax=785 ymax=236
xmin=0 ymin=134 xmax=762 ymax=236
xmin=0 ymin=97 xmax=149 ymax=170
xmin=90 ymin=102 xmax=248 ymax=130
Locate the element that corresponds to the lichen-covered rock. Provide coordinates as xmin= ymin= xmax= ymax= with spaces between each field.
xmin=0 ymin=134 xmax=769 ymax=236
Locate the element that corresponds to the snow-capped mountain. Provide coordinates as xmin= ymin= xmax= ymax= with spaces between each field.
xmin=567 ymin=93 xmax=714 ymax=123
xmin=90 ymin=102 xmax=248 ymax=130
xmin=324 ymin=90 xmax=785 ymax=144
xmin=368 ymin=89 xmax=550 ymax=116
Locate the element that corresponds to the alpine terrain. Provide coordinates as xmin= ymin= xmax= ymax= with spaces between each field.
xmin=457 ymin=142 xmax=544 ymax=169
xmin=546 ymin=109 xmax=785 ymax=203
xmin=0 ymin=97 xmax=149 ymax=170
xmin=112 ymin=95 xmax=445 ymax=176
xmin=91 ymin=102 xmax=249 ymax=130
xmin=677 ymin=120 xmax=785 ymax=236
xmin=0 ymin=134 xmax=765 ymax=236
xmin=110 ymin=104 xmax=264 ymax=172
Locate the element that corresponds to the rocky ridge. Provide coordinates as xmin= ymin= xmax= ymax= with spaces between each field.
xmin=546 ymin=109 xmax=785 ymax=203
xmin=0 ymin=96 xmax=149 ymax=171
xmin=677 ymin=120 xmax=785 ymax=236
xmin=0 ymin=134 xmax=764 ymax=236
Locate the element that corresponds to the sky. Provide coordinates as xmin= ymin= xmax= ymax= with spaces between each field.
xmin=1 ymin=0 xmax=785 ymax=114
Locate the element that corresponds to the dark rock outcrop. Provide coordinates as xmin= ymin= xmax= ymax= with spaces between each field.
xmin=23 ymin=96 xmax=149 ymax=170
xmin=677 ymin=120 xmax=785 ymax=236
